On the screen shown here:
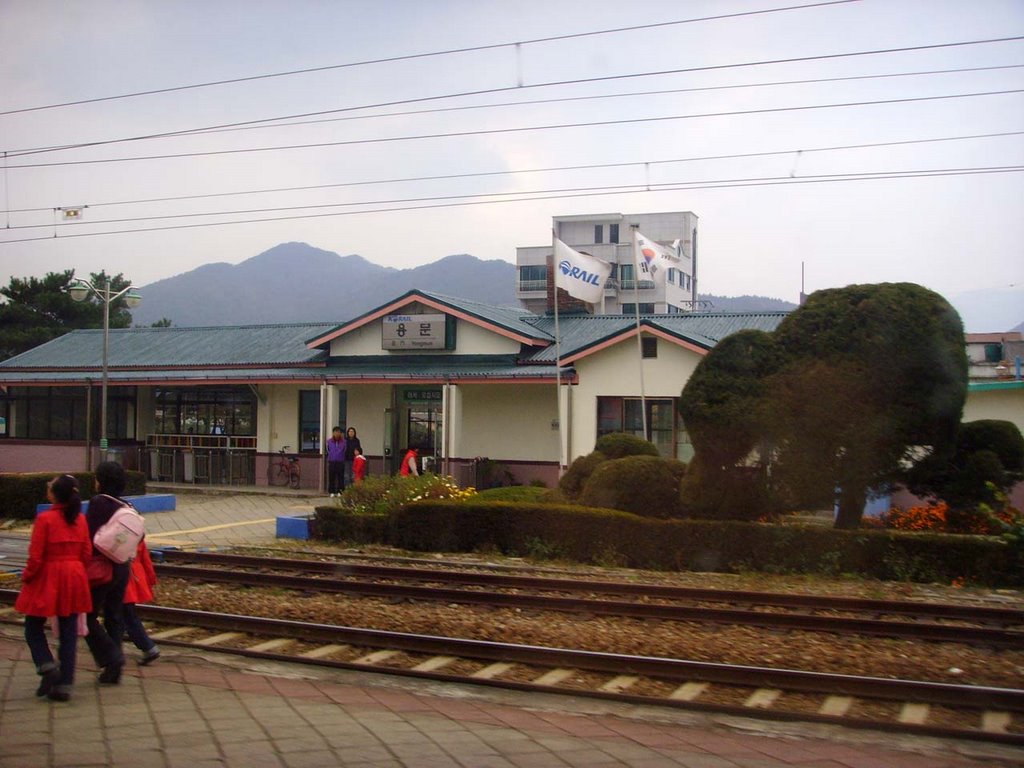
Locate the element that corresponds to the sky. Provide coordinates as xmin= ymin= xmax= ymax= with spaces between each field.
xmin=1 ymin=0 xmax=1022 ymax=324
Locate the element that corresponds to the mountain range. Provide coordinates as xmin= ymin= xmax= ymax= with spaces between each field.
xmin=132 ymin=241 xmax=1020 ymax=332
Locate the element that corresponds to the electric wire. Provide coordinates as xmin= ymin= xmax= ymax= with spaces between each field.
xmin=1 ymin=165 xmax=1019 ymax=245
xmin=11 ymin=62 xmax=1023 ymax=157
xmin=3 ymin=130 xmax=1021 ymax=216
xmin=0 ymin=0 xmax=860 ymax=117
xmin=5 ymin=89 xmax=1021 ymax=170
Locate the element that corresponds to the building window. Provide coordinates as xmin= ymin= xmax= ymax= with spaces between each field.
xmin=518 ymin=264 xmax=547 ymax=292
xmin=0 ymin=386 xmax=137 ymax=442
xmin=667 ymin=268 xmax=676 ymax=284
xmin=153 ymin=386 xmax=255 ymax=436
xmin=596 ymin=396 xmax=680 ymax=457
xmin=609 ymin=224 xmax=619 ymax=243
xmin=622 ymin=301 xmax=655 ymax=313
xmin=299 ymin=390 xmax=321 ymax=453
xmin=594 ymin=225 xmax=603 ymax=244
xmin=642 ymin=337 xmax=658 ymax=358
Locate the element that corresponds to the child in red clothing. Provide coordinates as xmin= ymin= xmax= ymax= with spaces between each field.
xmin=15 ymin=475 xmax=92 ymax=701
xmin=353 ymin=450 xmax=367 ymax=483
xmin=121 ymin=539 xmax=160 ymax=665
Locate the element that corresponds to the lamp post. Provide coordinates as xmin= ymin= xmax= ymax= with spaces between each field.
xmin=68 ymin=277 xmax=142 ymax=464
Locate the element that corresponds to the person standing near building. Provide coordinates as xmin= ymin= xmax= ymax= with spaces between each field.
xmin=326 ymin=426 xmax=347 ymax=497
xmin=344 ymin=427 xmax=362 ymax=487
xmin=400 ymin=447 xmax=420 ymax=476
xmin=353 ymin=450 xmax=367 ymax=483
xmin=84 ymin=461 xmax=131 ymax=685
xmin=15 ymin=474 xmax=92 ymax=702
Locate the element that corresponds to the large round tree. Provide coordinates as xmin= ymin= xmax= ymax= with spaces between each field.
xmin=768 ymin=283 xmax=967 ymax=528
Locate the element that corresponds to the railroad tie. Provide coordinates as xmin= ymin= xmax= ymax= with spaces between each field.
xmin=600 ymin=675 xmax=639 ymax=694
xmin=981 ymin=711 xmax=1012 ymax=734
xmin=669 ymin=682 xmax=708 ymax=701
xmin=897 ymin=703 xmax=930 ymax=725
xmin=300 ymin=644 xmax=350 ymax=659
xmin=149 ymin=626 xmax=197 ymax=640
xmin=412 ymin=656 xmax=457 ymax=672
xmin=353 ymin=650 xmax=399 ymax=665
xmin=533 ymin=668 xmax=576 ymax=686
xmin=471 ymin=662 xmax=514 ymax=679
xmin=818 ymin=696 xmax=854 ymax=717
xmin=246 ymin=638 xmax=296 ymax=653
xmin=744 ymin=689 xmax=782 ymax=709
xmin=194 ymin=632 xmax=245 ymax=647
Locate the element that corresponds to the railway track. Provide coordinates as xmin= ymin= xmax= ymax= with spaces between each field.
xmin=1 ymin=590 xmax=1021 ymax=746
xmin=153 ymin=550 xmax=1024 ymax=648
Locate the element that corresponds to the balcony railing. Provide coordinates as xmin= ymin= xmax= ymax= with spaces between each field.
xmin=618 ymin=279 xmax=656 ymax=291
xmin=517 ymin=279 xmax=548 ymax=293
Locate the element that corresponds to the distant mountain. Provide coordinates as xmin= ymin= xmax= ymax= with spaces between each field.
xmin=132 ymin=243 xmax=517 ymax=326
xmin=698 ymin=293 xmax=797 ymax=313
xmin=132 ymin=242 xmax=803 ymax=327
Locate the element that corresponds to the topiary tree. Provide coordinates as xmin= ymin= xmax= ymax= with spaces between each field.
xmin=559 ymin=451 xmax=608 ymax=500
xmin=906 ymin=419 xmax=1024 ymax=511
xmin=768 ymin=283 xmax=967 ymax=529
xmin=579 ymin=455 xmax=684 ymax=518
xmin=594 ymin=432 xmax=660 ymax=459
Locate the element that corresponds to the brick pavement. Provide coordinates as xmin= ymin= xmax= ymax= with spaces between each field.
xmin=2 ymin=490 xmax=1022 ymax=767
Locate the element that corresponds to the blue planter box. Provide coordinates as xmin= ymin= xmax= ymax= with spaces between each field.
xmin=276 ymin=515 xmax=311 ymax=540
xmin=36 ymin=494 xmax=176 ymax=516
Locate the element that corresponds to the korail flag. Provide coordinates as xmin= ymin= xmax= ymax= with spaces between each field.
xmin=554 ymin=238 xmax=612 ymax=304
xmin=633 ymin=229 xmax=681 ymax=285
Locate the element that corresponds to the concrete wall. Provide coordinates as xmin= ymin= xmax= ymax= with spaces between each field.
xmin=453 ymin=384 xmax=558 ymax=463
xmin=963 ymin=386 xmax=1024 ymax=435
xmin=0 ymin=442 xmax=88 ymax=473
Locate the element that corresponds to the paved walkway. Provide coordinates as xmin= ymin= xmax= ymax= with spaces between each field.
xmin=1 ymin=490 xmax=1021 ymax=767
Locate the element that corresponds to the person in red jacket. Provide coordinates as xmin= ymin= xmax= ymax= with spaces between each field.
xmin=353 ymin=450 xmax=367 ymax=483
xmin=399 ymin=447 xmax=419 ymax=476
xmin=15 ymin=474 xmax=92 ymax=702
xmin=121 ymin=539 xmax=160 ymax=665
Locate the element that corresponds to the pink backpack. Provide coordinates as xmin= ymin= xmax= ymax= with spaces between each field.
xmin=92 ymin=497 xmax=145 ymax=564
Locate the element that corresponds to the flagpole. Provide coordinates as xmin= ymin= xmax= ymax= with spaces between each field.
xmin=552 ymin=230 xmax=564 ymax=476
xmin=631 ymin=226 xmax=648 ymax=440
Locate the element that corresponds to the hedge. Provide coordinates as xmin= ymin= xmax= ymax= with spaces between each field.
xmin=313 ymin=500 xmax=1023 ymax=587
xmin=0 ymin=471 xmax=147 ymax=521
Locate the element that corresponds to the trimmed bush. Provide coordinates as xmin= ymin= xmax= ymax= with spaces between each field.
xmin=594 ymin=432 xmax=660 ymax=459
xmin=579 ymin=455 xmax=684 ymax=518
xmin=679 ymin=457 xmax=771 ymax=521
xmin=558 ymin=451 xmax=607 ymax=500
xmin=475 ymin=486 xmax=549 ymax=503
xmin=0 ymin=471 xmax=147 ymax=520
xmin=381 ymin=500 xmax=1023 ymax=587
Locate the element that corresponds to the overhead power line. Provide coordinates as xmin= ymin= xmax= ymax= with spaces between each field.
xmin=0 ymin=0 xmax=859 ymax=116
xmin=1 ymin=165 xmax=1020 ymax=245
xmin=11 ymin=62 xmax=1023 ymax=157
xmin=6 ymin=35 xmax=1023 ymax=159
xmin=4 ymin=130 xmax=1020 ymax=216
xmin=4 ymin=89 xmax=1020 ymax=170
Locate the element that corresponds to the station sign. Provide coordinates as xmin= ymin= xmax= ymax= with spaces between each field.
xmin=382 ymin=313 xmax=452 ymax=350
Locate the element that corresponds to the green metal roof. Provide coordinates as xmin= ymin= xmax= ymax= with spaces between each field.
xmin=967 ymin=379 xmax=1024 ymax=392
xmin=0 ymin=323 xmax=336 ymax=369
xmin=523 ymin=312 xmax=789 ymax=363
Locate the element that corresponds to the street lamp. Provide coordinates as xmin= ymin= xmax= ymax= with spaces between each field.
xmin=68 ymin=277 xmax=142 ymax=464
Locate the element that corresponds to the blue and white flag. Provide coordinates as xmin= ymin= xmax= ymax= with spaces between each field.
xmin=554 ymin=238 xmax=612 ymax=304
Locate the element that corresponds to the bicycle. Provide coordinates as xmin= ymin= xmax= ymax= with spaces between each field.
xmin=267 ymin=446 xmax=301 ymax=489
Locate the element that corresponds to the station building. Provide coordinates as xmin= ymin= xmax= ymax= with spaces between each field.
xmin=0 ymin=286 xmax=787 ymax=490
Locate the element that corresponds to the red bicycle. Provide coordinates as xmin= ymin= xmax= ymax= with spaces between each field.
xmin=267 ymin=446 xmax=301 ymax=489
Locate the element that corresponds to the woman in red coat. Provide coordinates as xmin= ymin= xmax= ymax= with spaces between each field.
xmin=121 ymin=539 xmax=160 ymax=665
xmin=15 ymin=474 xmax=92 ymax=701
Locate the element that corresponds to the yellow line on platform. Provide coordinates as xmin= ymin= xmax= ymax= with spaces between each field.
xmin=147 ymin=518 xmax=277 ymax=539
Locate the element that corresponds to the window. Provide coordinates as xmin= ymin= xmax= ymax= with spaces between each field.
xmin=518 ymin=264 xmax=547 ymax=291
xmin=641 ymin=337 xmax=658 ymax=358
xmin=667 ymin=268 xmax=676 ymax=284
xmin=0 ymin=386 xmax=137 ymax=441
xmin=153 ymin=386 xmax=255 ymax=436
xmin=609 ymin=224 xmax=619 ymax=243
xmin=299 ymin=390 xmax=321 ymax=452
xmin=594 ymin=224 xmax=603 ymax=244
xmin=596 ymin=396 xmax=680 ymax=458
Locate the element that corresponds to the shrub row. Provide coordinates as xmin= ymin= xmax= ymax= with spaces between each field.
xmin=313 ymin=500 xmax=1023 ymax=587
xmin=0 ymin=471 xmax=147 ymax=521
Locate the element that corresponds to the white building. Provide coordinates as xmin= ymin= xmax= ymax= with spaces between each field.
xmin=516 ymin=212 xmax=699 ymax=315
